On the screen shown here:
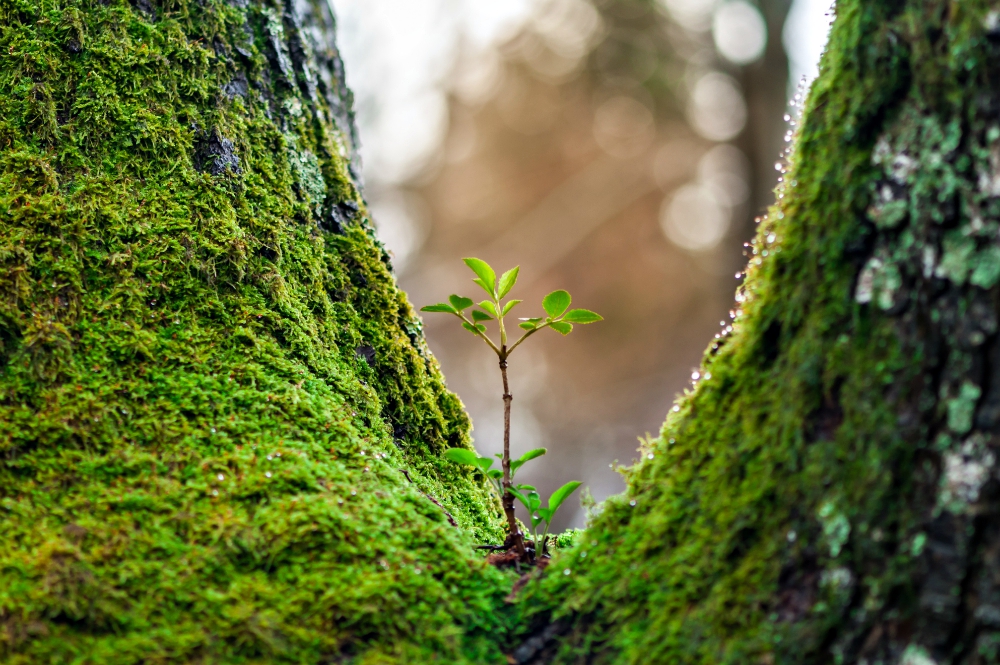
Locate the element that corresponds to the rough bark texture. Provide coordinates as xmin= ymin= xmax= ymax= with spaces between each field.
xmin=519 ymin=1 xmax=1000 ymax=663
xmin=0 ymin=0 xmax=516 ymax=661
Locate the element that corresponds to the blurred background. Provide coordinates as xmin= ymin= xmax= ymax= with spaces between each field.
xmin=330 ymin=0 xmax=834 ymax=530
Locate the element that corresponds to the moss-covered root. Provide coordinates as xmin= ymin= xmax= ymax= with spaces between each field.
xmin=521 ymin=1 xmax=1000 ymax=663
xmin=0 ymin=0 xmax=514 ymax=661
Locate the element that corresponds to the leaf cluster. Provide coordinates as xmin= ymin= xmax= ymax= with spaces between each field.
xmin=421 ymin=258 xmax=603 ymax=359
xmin=442 ymin=447 xmax=545 ymax=498
xmin=443 ymin=447 xmax=581 ymax=556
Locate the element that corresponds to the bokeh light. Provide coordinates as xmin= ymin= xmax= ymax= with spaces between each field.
xmin=713 ymin=0 xmax=768 ymax=65
xmin=330 ymin=0 xmax=836 ymax=530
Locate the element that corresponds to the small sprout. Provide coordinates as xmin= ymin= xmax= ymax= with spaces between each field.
xmin=425 ymin=258 xmax=601 ymax=562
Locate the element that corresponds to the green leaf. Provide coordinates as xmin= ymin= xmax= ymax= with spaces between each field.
xmin=518 ymin=448 xmax=547 ymax=463
xmin=515 ymin=484 xmax=536 ymax=491
xmin=518 ymin=322 xmax=537 ymax=331
xmin=478 ymin=301 xmax=498 ymax=317
xmin=562 ymin=309 xmax=603 ymax=324
xmin=550 ymin=321 xmax=573 ymax=335
xmin=472 ymin=277 xmax=494 ymax=298
xmin=443 ymin=448 xmax=481 ymax=466
xmin=537 ymin=508 xmax=552 ymax=523
xmin=421 ymin=303 xmax=456 ymax=314
xmin=449 ymin=295 xmax=474 ymax=311
xmin=548 ymin=480 xmax=582 ymax=514
xmin=531 ymin=514 xmax=544 ymax=528
xmin=471 ymin=309 xmax=493 ymax=322
xmin=508 ymin=487 xmax=531 ymax=512
xmin=462 ymin=322 xmax=482 ymax=335
xmin=528 ymin=491 xmax=542 ymax=513
xmin=476 ymin=456 xmax=495 ymax=473
xmin=464 ymin=258 xmax=497 ymax=296
xmin=501 ymin=299 xmax=523 ymax=316
xmin=498 ymin=266 xmax=520 ymax=298
xmin=488 ymin=469 xmax=503 ymax=479
xmin=511 ymin=448 xmax=546 ymax=476
xmin=542 ymin=290 xmax=571 ymax=318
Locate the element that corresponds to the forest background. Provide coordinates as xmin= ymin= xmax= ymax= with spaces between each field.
xmin=332 ymin=0 xmax=833 ymax=531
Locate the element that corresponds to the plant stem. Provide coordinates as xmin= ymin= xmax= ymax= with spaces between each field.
xmin=499 ymin=357 xmax=526 ymax=558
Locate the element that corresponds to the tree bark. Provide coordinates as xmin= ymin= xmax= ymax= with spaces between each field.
xmin=515 ymin=1 xmax=1000 ymax=663
xmin=0 ymin=0 xmax=507 ymax=661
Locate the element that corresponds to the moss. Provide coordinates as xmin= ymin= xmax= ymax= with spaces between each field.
xmin=0 ymin=0 xmax=515 ymax=661
xmin=519 ymin=0 xmax=1000 ymax=662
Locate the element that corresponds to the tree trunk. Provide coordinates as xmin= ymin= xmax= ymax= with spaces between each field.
xmin=514 ymin=1 xmax=1000 ymax=663
xmin=0 ymin=0 xmax=508 ymax=661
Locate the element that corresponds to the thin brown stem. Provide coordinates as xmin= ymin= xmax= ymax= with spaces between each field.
xmin=500 ymin=357 xmax=526 ymax=557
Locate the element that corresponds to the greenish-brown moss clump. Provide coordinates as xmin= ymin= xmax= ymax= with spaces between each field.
xmin=520 ymin=1 xmax=1000 ymax=662
xmin=0 ymin=0 xmax=515 ymax=661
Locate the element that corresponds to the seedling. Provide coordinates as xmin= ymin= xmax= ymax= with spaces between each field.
xmin=423 ymin=258 xmax=602 ymax=560
xmin=509 ymin=480 xmax=582 ymax=557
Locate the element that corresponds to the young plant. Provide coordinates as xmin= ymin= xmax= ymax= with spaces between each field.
xmin=509 ymin=480 xmax=582 ymax=557
xmin=423 ymin=258 xmax=602 ymax=559
xmin=442 ymin=447 xmax=546 ymax=500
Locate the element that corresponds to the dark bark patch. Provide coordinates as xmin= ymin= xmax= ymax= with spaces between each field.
xmin=355 ymin=345 xmax=375 ymax=366
xmin=759 ymin=319 xmax=782 ymax=366
xmin=509 ymin=620 xmax=568 ymax=665
xmin=774 ymin=550 xmax=821 ymax=623
xmin=194 ymin=132 xmax=241 ymax=176
xmin=807 ymin=379 xmax=845 ymax=443
xmin=323 ymin=200 xmax=359 ymax=234
xmin=130 ymin=0 xmax=156 ymax=20
xmin=222 ymin=74 xmax=248 ymax=99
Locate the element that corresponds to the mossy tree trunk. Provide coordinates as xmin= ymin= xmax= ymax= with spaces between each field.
xmin=0 ymin=0 xmax=515 ymax=661
xmin=517 ymin=1 xmax=1000 ymax=663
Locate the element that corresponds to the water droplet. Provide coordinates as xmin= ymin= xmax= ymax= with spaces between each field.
xmin=787 ymin=530 xmax=797 ymax=542
xmin=211 ymin=428 xmax=216 ymax=434
xmin=563 ymin=568 xmax=571 ymax=575
xmin=212 ymin=490 xmax=219 ymax=496
xmin=774 ymin=162 xmax=783 ymax=171
xmin=414 ymin=568 xmax=422 ymax=575
xmin=691 ymin=371 xmax=700 ymax=381
xmin=217 ymin=474 xmax=224 ymax=481
xmin=669 ymin=438 xmax=675 ymax=444
xmin=275 ymin=453 xmax=281 ymax=457
xmin=265 ymin=472 xmax=272 ymax=478
xmin=647 ymin=453 xmax=654 ymax=460
xmin=364 ymin=466 xmax=370 ymax=472
xmin=704 ymin=372 xmax=712 ymax=380
xmin=351 ymin=490 xmax=357 ymax=496
xmin=580 ymin=551 xmax=587 ymax=558
xmin=630 ymin=500 xmax=637 ymax=507
xmin=672 ymin=405 xmax=680 ymax=412
xmin=783 ymin=114 xmax=791 ymax=122
xmin=267 ymin=455 xmax=273 ymax=460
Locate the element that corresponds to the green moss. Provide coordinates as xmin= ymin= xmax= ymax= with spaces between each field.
xmin=0 ymin=0 xmax=515 ymax=661
xmin=519 ymin=0 xmax=1000 ymax=661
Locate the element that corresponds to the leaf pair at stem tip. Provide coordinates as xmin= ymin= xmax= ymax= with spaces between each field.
xmin=420 ymin=257 xmax=603 ymax=350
